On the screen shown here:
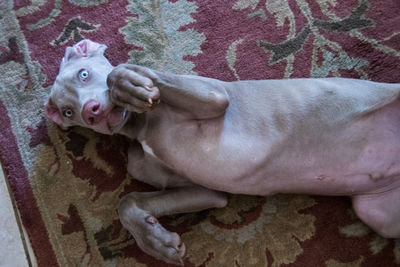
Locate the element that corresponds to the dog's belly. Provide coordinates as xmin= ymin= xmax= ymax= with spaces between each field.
xmin=145 ymin=115 xmax=274 ymax=191
xmin=162 ymin=141 xmax=400 ymax=196
xmin=256 ymin=101 xmax=400 ymax=196
xmin=150 ymin=100 xmax=400 ymax=196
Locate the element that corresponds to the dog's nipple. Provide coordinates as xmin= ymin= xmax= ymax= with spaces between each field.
xmin=369 ymin=172 xmax=383 ymax=181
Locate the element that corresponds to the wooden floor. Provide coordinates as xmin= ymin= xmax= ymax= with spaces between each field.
xmin=0 ymin=164 xmax=36 ymax=267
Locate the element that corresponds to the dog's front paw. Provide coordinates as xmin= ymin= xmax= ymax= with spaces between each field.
xmin=107 ymin=64 xmax=160 ymax=113
xmin=121 ymin=210 xmax=185 ymax=265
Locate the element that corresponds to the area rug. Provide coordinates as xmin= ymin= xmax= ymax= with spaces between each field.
xmin=0 ymin=0 xmax=399 ymax=266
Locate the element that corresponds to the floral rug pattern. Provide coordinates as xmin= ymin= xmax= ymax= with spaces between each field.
xmin=0 ymin=0 xmax=399 ymax=266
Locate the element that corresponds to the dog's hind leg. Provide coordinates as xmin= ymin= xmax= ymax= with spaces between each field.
xmin=352 ymin=184 xmax=400 ymax=238
xmin=118 ymin=186 xmax=227 ymax=265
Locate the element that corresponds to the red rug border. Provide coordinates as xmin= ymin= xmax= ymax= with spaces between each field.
xmin=0 ymin=99 xmax=59 ymax=266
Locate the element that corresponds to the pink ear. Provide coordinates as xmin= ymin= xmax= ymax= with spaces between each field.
xmin=72 ymin=39 xmax=106 ymax=57
xmin=74 ymin=39 xmax=97 ymax=57
xmin=60 ymin=40 xmax=107 ymax=70
xmin=45 ymin=102 xmax=63 ymax=126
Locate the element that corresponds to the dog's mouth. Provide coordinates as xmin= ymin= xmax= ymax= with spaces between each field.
xmin=107 ymin=106 xmax=130 ymax=133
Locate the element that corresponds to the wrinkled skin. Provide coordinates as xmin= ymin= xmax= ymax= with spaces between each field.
xmin=46 ymin=40 xmax=400 ymax=265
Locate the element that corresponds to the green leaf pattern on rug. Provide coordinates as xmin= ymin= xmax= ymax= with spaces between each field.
xmin=68 ymin=0 xmax=109 ymax=7
xmin=311 ymin=51 xmax=369 ymax=78
xmin=122 ymin=0 xmax=205 ymax=74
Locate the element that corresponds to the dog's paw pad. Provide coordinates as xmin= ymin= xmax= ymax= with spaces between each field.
xmin=124 ymin=215 xmax=185 ymax=265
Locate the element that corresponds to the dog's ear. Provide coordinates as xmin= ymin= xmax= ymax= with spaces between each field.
xmin=44 ymin=99 xmax=68 ymax=130
xmin=60 ymin=39 xmax=107 ymax=70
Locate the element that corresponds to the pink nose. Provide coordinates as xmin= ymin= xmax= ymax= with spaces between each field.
xmin=82 ymin=99 xmax=104 ymax=125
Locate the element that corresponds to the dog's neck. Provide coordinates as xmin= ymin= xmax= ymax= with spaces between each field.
xmin=118 ymin=112 xmax=146 ymax=139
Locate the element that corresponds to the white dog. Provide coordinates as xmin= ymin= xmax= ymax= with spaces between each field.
xmin=46 ymin=40 xmax=400 ymax=265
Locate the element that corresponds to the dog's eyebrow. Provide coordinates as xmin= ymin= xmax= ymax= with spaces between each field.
xmin=51 ymin=85 xmax=77 ymax=110
xmin=54 ymin=73 xmax=79 ymax=98
xmin=63 ymin=83 xmax=79 ymax=99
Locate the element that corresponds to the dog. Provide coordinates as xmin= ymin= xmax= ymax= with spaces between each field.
xmin=46 ymin=39 xmax=400 ymax=265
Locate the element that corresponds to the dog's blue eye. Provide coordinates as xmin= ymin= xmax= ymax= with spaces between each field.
xmin=63 ymin=109 xmax=73 ymax=118
xmin=79 ymin=69 xmax=89 ymax=80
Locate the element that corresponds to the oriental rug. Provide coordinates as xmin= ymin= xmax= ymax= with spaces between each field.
xmin=0 ymin=0 xmax=399 ymax=266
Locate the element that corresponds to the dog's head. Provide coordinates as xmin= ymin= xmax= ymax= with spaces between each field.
xmin=45 ymin=39 xmax=129 ymax=134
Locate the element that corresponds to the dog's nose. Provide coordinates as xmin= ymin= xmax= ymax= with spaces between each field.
xmin=82 ymin=99 xmax=104 ymax=125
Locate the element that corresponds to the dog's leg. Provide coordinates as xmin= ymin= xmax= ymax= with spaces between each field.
xmin=352 ymin=185 xmax=400 ymax=238
xmin=107 ymin=64 xmax=229 ymax=119
xmin=151 ymin=70 xmax=229 ymax=119
xmin=118 ymin=186 xmax=227 ymax=265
